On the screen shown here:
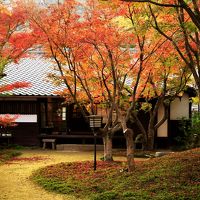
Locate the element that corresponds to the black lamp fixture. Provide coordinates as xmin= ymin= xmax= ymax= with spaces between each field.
xmin=88 ymin=115 xmax=102 ymax=171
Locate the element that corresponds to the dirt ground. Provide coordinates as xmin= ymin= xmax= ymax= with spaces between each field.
xmin=0 ymin=149 xmax=128 ymax=200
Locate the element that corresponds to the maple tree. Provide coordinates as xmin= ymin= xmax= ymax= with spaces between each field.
xmin=27 ymin=0 xmax=98 ymax=115
xmin=0 ymin=82 xmax=30 ymax=93
xmin=116 ymin=2 xmax=192 ymax=150
xmin=125 ymin=0 xmax=200 ymax=32
xmin=80 ymin=1 xmax=192 ymax=153
xmin=0 ymin=2 xmax=33 ymax=127
xmin=0 ymin=2 xmax=36 ymax=65
xmin=80 ymin=1 xmax=133 ymax=165
xmin=0 ymin=114 xmax=18 ymax=127
xmin=28 ymin=0 xmax=192 ymax=170
xmin=123 ymin=0 xmax=200 ymax=99
xmin=27 ymin=0 xmax=137 ymax=170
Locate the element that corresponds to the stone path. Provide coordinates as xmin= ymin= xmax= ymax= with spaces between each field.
xmin=0 ymin=149 xmax=98 ymax=200
xmin=0 ymin=149 xmax=144 ymax=200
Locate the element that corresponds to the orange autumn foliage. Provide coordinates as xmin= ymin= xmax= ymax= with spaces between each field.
xmin=0 ymin=2 xmax=34 ymax=127
xmin=0 ymin=82 xmax=31 ymax=93
xmin=0 ymin=2 xmax=37 ymax=63
xmin=0 ymin=114 xmax=19 ymax=127
xmin=29 ymin=0 xmax=190 ymax=108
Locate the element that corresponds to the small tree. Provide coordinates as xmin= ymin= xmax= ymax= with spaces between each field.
xmin=28 ymin=0 xmax=135 ymax=166
xmin=0 ymin=2 xmax=34 ymax=128
xmin=28 ymin=0 xmax=192 ymax=171
xmin=125 ymin=0 xmax=200 ymax=100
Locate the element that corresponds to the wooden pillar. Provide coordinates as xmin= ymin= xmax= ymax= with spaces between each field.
xmin=47 ymin=98 xmax=53 ymax=126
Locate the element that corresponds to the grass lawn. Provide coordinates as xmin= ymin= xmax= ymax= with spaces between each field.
xmin=32 ymin=148 xmax=200 ymax=200
xmin=0 ymin=149 xmax=22 ymax=164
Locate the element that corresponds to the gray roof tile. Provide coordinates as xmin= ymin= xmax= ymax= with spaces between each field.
xmin=1 ymin=57 xmax=64 ymax=96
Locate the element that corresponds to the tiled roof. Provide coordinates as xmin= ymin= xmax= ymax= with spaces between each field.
xmin=1 ymin=57 xmax=64 ymax=96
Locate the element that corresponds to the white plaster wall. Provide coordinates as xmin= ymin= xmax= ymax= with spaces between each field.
xmin=0 ymin=114 xmax=37 ymax=123
xmin=157 ymin=104 xmax=168 ymax=137
xmin=170 ymin=94 xmax=189 ymax=120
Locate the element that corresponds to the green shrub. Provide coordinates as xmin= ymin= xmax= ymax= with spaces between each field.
xmin=0 ymin=150 xmax=21 ymax=163
xmin=31 ymin=149 xmax=200 ymax=200
xmin=9 ymin=144 xmax=25 ymax=150
xmin=174 ymin=114 xmax=200 ymax=150
xmin=0 ymin=144 xmax=25 ymax=150
xmin=154 ymin=192 xmax=188 ymax=200
xmin=33 ymin=176 xmax=75 ymax=194
xmin=122 ymin=191 xmax=150 ymax=200
xmin=90 ymin=191 xmax=118 ymax=200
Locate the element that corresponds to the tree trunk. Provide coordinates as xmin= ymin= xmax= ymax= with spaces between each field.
xmin=147 ymin=127 xmax=155 ymax=150
xmin=103 ymin=134 xmax=113 ymax=161
xmin=132 ymin=112 xmax=148 ymax=150
xmin=147 ymin=115 xmax=156 ymax=150
xmin=124 ymin=128 xmax=135 ymax=172
xmin=142 ymin=137 xmax=148 ymax=151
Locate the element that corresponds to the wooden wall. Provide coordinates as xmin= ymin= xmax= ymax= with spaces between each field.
xmin=9 ymin=123 xmax=40 ymax=146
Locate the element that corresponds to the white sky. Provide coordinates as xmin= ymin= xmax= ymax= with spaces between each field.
xmin=2 ymin=0 xmax=63 ymax=5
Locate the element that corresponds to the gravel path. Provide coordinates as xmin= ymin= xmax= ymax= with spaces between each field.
xmin=0 ymin=149 xmax=100 ymax=200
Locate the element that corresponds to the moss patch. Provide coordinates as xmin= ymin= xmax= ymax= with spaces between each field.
xmin=0 ymin=149 xmax=22 ymax=163
xmin=32 ymin=148 xmax=200 ymax=200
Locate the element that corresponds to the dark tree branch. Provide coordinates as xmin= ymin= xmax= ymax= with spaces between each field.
xmin=123 ymin=0 xmax=200 ymax=31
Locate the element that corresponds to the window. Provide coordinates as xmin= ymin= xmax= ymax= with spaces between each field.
xmin=0 ymin=101 xmax=37 ymax=114
xmin=62 ymin=107 xmax=66 ymax=120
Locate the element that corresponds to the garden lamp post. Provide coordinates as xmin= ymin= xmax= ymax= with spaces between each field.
xmin=88 ymin=115 xmax=102 ymax=171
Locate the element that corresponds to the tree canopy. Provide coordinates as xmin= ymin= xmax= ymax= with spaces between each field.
xmin=0 ymin=2 xmax=34 ymax=127
xmin=24 ymin=0 xmax=194 ymax=170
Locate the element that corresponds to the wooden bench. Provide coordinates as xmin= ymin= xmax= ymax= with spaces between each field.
xmin=42 ymin=139 xmax=56 ymax=150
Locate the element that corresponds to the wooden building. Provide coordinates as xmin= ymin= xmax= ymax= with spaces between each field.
xmin=156 ymin=90 xmax=195 ymax=148
xmin=0 ymin=58 xmax=93 ymax=146
xmin=0 ymin=57 xmax=196 ymax=148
